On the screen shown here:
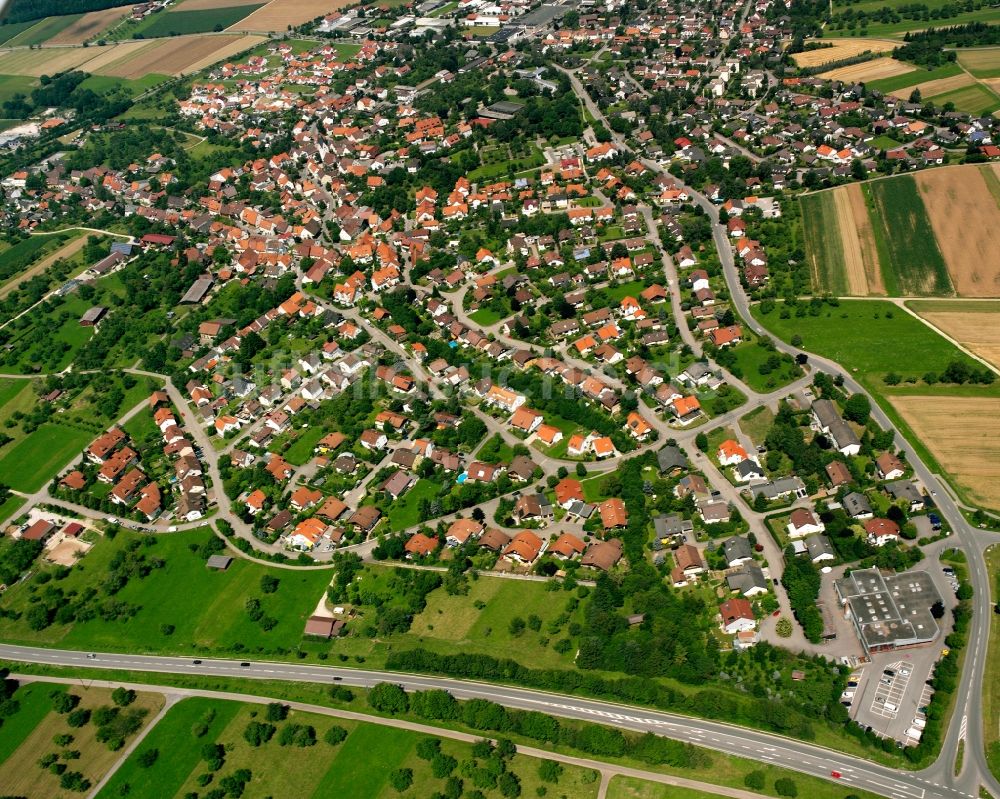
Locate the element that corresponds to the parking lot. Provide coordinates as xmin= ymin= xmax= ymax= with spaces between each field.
xmin=846 ymin=648 xmax=939 ymax=745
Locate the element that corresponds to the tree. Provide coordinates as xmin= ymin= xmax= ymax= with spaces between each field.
xmin=389 ymin=768 xmax=414 ymax=792
xmin=51 ymin=691 xmax=80 ymax=714
xmin=774 ymin=777 xmax=798 ymax=797
xmin=265 ymin=703 xmax=288 ymax=722
xmin=744 ymin=770 xmax=766 ymax=790
xmin=538 ymin=760 xmax=563 ymax=783
xmin=112 ymin=688 xmax=136 ymax=707
xmin=243 ymin=721 xmax=276 ymax=747
xmin=695 ymin=432 xmax=708 ymax=452
xmin=324 ymin=725 xmax=348 ymax=746
xmin=843 ymin=393 xmax=871 ymax=424
xmin=930 ymin=600 xmax=945 ymax=619
xmin=368 ymin=683 xmax=409 ymax=715
xmin=137 ymin=748 xmax=159 ymax=768
xmin=260 ymin=575 xmax=279 ymax=594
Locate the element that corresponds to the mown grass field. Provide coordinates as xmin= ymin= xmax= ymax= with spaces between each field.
xmin=133 ymin=4 xmax=263 ymax=37
xmin=386 ymin=478 xmax=441 ymax=531
xmin=0 ymin=422 xmax=93 ymax=492
xmin=282 ymin=424 xmax=326 ymax=465
xmin=99 ymin=696 xmax=602 ymax=799
xmin=78 ymin=73 xmax=170 ymax=96
xmin=0 ymin=73 xmax=38 ymax=106
xmin=866 ymin=61 xmax=962 ymax=93
xmin=0 ymin=529 xmax=331 ymax=653
xmin=0 ymin=19 xmax=38 ymax=45
xmin=864 ymin=177 xmax=952 ymax=296
xmin=926 ymin=82 xmax=1000 ymax=114
xmin=799 ymin=191 xmax=847 ymax=294
xmin=751 ymin=300 xmax=977 ymax=387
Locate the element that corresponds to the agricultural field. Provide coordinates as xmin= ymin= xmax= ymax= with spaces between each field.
xmin=958 ymin=46 xmax=1000 ymax=78
xmin=908 ymin=300 xmax=1000 ymax=370
xmin=0 ymin=47 xmax=98 ymax=78
xmin=791 ymin=37 xmax=899 ymax=69
xmin=827 ymin=6 xmax=1000 ymax=38
xmin=864 ymin=176 xmax=952 ymax=296
xmin=96 ymin=34 xmax=264 ymax=79
xmin=891 ymin=395 xmax=1000 ymax=508
xmin=925 ymin=82 xmax=1000 ymax=114
xmin=912 ymin=166 xmax=1000 ymax=296
xmin=77 ymin=73 xmax=171 ymax=97
xmin=804 ymin=167 xmax=1000 ymax=298
xmin=0 ymin=683 xmax=164 ymax=798
xmin=2 ymin=14 xmax=85 ymax=47
xmin=232 ymin=0 xmax=359 ymax=31
xmin=0 ymin=73 xmax=36 ymax=105
xmin=888 ymin=71 xmax=976 ymax=100
xmin=818 ymin=56 xmax=916 ymax=83
xmin=0 ymin=234 xmax=87 ymax=299
xmin=865 ymin=61 xmax=962 ymax=94
xmin=0 ymin=528 xmax=330 ymax=653
xmin=0 ymin=19 xmax=38 ymax=46
xmin=801 ymin=184 xmax=883 ymax=296
xmin=98 ymin=697 xmax=601 ymax=799
xmin=133 ymin=3 xmax=263 ymax=37
xmin=45 ymin=7 xmax=129 ymax=45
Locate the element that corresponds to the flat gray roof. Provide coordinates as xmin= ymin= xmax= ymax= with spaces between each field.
xmin=836 ymin=568 xmax=940 ymax=651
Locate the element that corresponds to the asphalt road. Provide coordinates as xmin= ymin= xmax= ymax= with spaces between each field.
xmin=0 ymin=643 xmax=973 ymax=799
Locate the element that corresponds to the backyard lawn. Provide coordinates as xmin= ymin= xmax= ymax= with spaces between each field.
xmin=387 ymin=478 xmax=443 ymax=531
xmin=284 ymin=425 xmax=327 ymax=466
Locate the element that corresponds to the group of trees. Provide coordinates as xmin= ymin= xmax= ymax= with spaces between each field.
xmin=894 ymin=22 xmax=1000 ymax=67
xmin=780 ymin=555 xmax=824 ymax=643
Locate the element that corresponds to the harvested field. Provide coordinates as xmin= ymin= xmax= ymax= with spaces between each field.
xmin=892 ymin=395 xmax=1000 ymax=509
xmin=957 ymin=46 xmax=1000 ymax=77
xmin=180 ymin=0 xmax=260 ymax=7
xmin=182 ymin=33 xmax=265 ymax=74
xmin=837 ymin=183 xmax=884 ymax=295
xmin=231 ymin=0 xmax=354 ymax=31
xmin=820 ymin=57 xmax=916 ymax=83
xmin=45 ymin=7 xmax=127 ymax=45
xmin=75 ymin=41 xmax=155 ymax=75
xmin=97 ymin=34 xmax=257 ymax=78
xmin=914 ymin=165 xmax=1000 ymax=297
xmin=0 ymin=47 xmax=95 ymax=77
xmin=888 ymin=72 xmax=975 ymax=99
xmin=910 ymin=301 xmax=1000 ymax=370
xmin=792 ymin=37 xmax=899 ymax=68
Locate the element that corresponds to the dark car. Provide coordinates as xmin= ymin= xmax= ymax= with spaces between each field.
xmin=193 ymin=659 xmax=202 ymax=665
xmin=240 ymin=662 xmax=251 ymax=668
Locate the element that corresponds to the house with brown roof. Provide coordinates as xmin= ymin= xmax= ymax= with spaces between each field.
xmin=865 ymin=517 xmax=900 ymax=547
xmin=598 ymin=498 xmax=628 ymax=531
xmin=503 ymin=530 xmax=545 ymax=564
xmin=405 ymin=532 xmax=438 ymax=558
xmin=549 ymin=532 xmax=586 ymax=560
xmin=478 ymin=528 xmax=511 ymax=552
xmin=719 ymin=598 xmax=756 ymax=634
xmin=826 ymin=460 xmax=851 ymax=487
xmin=349 ymin=505 xmax=382 ymax=534
xmin=875 ymin=452 xmax=905 ymax=481
xmin=581 ymin=538 xmax=623 ymax=571
xmin=787 ymin=508 xmax=824 ymax=538
xmin=554 ymin=477 xmax=584 ymax=508
xmin=446 ymin=518 xmax=483 ymax=547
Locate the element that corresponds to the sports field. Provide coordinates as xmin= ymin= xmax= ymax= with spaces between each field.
xmin=908 ymin=300 xmax=1000 ymax=370
xmin=792 ymin=38 xmax=899 ymax=69
xmin=892 ymin=395 xmax=1000 ymax=508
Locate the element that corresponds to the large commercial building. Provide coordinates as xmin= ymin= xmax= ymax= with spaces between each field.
xmin=834 ymin=568 xmax=941 ymax=655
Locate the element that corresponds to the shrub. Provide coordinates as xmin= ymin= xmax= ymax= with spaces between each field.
xmin=744 ymin=770 xmax=765 ymax=789
xmin=774 ymin=777 xmax=798 ymax=797
xmin=137 ymin=748 xmax=158 ymax=768
xmin=67 ymin=708 xmax=91 ymax=728
xmin=368 ymin=683 xmax=409 ymax=715
xmin=243 ymin=721 xmax=276 ymax=747
xmin=324 ymin=725 xmax=348 ymax=746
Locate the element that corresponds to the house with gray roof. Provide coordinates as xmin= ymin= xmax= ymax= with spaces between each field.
xmin=727 ymin=562 xmax=769 ymax=596
xmin=811 ymin=399 xmax=861 ymax=456
xmin=805 ymin=535 xmax=836 ymax=563
xmin=656 ymin=444 xmax=689 ymax=474
xmin=723 ymin=536 xmax=754 ymax=567
xmin=843 ymin=491 xmax=873 ymax=519
xmin=748 ymin=476 xmax=806 ymax=501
